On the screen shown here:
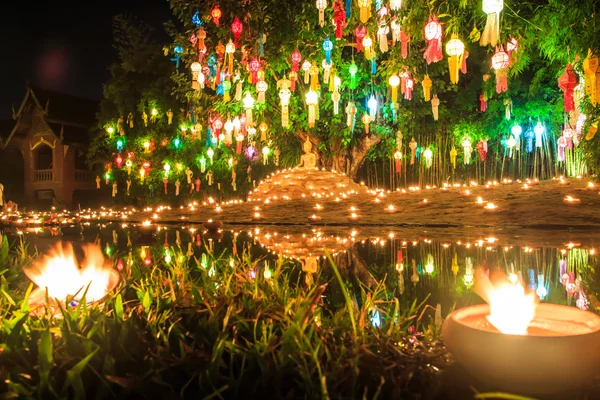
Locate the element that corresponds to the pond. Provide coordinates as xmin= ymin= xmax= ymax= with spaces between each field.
xmin=4 ymin=221 xmax=596 ymax=316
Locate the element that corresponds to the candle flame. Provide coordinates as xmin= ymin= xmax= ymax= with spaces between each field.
xmin=475 ymin=269 xmax=537 ymax=335
xmin=24 ymin=243 xmax=116 ymax=303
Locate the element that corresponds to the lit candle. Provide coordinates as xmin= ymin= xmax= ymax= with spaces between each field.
xmin=483 ymin=202 xmax=499 ymax=212
xmin=308 ymin=214 xmax=321 ymax=222
xmin=460 ymin=190 xmax=472 ymax=197
xmin=419 ymin=199 xmax=430 ymax=206
xmin=348 ymin=212 xmax=361 ymax=222
xmin=587 ymin=182 xmax=596 ymax=191
xmin=476 ymin=197 xmax=485 ymax=205
xmin=522 ymin=184 xmax=530 ymax=190
xmin=563 ymin=196 xmax=581 ymax=206
xmin=384 ymin=204 xmax=397 ymax=213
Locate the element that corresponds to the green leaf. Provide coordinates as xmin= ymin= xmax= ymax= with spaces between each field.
xmin=142 ymin=291 xmax=151 ymax=313
xmin=63 ymin=348 xmax=99 ymax=400
xmin=38 ymin=329 xmax=53 ymax=392
xmin=114 ymin=294 xmax=123 ymax=320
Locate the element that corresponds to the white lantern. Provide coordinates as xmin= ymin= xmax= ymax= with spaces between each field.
xmin=306 ymin=90 xmax=319 ymax=127
xmin=243 ymin=92 xmax=255 ymax=126
xmin=481 ymin=0 xmax=504 ymax=47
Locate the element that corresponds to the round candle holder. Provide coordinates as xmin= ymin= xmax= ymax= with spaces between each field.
xmin=442 ymin=303 xmax=600 ymax=395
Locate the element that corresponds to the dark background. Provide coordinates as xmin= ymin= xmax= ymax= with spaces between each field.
xmin=0 ymin=0 xmax=170 ymax=119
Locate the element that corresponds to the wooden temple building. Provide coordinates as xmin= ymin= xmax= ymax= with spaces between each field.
xmin=0 ymin=85 xmax=99 ymax=208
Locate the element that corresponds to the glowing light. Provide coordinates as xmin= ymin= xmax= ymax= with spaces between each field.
xmin=487 ymin=283 xmax=536 ymax=335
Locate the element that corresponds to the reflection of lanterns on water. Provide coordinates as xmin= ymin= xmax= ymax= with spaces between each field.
xmin=411 ymin=260 xmax=419 ymax=286
xmin=425 ymin=254 xmax=434 ymax=274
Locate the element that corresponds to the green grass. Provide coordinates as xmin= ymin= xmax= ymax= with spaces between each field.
xmin=0 ymin=235 xmax=448 ymax=399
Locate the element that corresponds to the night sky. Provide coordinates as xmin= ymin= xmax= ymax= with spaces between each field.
xmin=0 ymin=0 xmax=171 ymax=119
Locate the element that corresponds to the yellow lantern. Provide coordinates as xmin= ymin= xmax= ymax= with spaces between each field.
xmin=422 ymin=74 xmax=432 ymax=101
xmin=358 ymin=0 xmax=372 ymax=24
xmin=259 ymin=122 xmax=268 ymax=141
xmin=362 ymin=36 xmax=374 ymax=60
xmin=445 ymin=35 xmax=465 ymax=84
xmin=583 ymin=50 xmax=599 ymax=106
xmin=225 ymin=40 xmax=235 ymax=73
xmin=389 ymin=75 xmax=400 ymax=104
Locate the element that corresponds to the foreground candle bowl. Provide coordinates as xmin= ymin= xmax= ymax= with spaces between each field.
xmin=28 ymin=269 xmax=121 ymax=316
xmin=442 ymin=303 xmax=600 ymax=395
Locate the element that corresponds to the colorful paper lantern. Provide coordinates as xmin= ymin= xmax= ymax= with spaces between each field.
xmin=358 ymin=0 xmax=372 ymax=23
xmin=424 ymin=16 xmax=443 ymax=64
xmin=492 ymin=46 xmax=510 ymax=93
xmin=232 ymin=17 xmax=243 ymax=47
xmin=316 ymin=0 xmax=328 ymax=27
xmin=333 ymin=0 xmax=346 ymax=39
xmin=306 ymin=90 xmax=319 ymax=127
xmin=211 ymin=5 xmax=222 ymax=26
xmin=558 ymin=64 xmax=578 ymax=113
xmin=389 ymin=75 xmax=400 ymax=104
xmin=445 ymin=35 xmax=465 ymax=84
xmin=323 ymin=37 xmax=333 ymax=64
xmin=481 ymin=0 xmax=503 ymax=47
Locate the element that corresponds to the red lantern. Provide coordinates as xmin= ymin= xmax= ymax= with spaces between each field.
xmin=400 ymin=29 xmax=410 ymax=59
xmin=249 ymin=58 xmax=261 ymax=84
xmin=115 ymin=155 xmax=124 ymax=169
xmin=231 ymin=17 xmax=243 ymax=47
xmin=333 ymin=0 xmax=346 ymax=39
xmin=558 ymin=64 xmax=578 ymax=113
xmin=355 ymin=25 xmax=367 ymax=52
xmin=480 ymin=93 xmax=488 ymax=112
xmin=423 ymin=16 xmax=443 ymax=64
xmin=211 ymin=5 xmax=222 ymax=26
xmin=291 ymin=49 xmax=302 ymax=72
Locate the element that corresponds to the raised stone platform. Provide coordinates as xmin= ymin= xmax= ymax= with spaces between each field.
xmin=249 ymin=168 xmax=366 ymax=201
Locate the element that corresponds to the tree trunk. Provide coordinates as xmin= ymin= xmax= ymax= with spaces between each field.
xmin=348 ymin=132 xmax=382 ymax=180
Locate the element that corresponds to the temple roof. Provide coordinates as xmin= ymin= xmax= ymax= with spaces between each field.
xmin=3 ymin=85 xmax=99 ymax=147
xmin=27 ymin=85 xmax=99 ymax=127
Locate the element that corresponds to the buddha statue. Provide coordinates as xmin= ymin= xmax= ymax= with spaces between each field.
xmin=297 ymin=137 xmax=317 ymax=169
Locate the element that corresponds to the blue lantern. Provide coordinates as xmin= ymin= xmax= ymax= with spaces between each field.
xmin=323 ymin=37 xmax=333 ymax=64
xmin=192 ymin=11 xmax=202 ymax=27
xmin=116 ymin=139 xmax=124 ymax=151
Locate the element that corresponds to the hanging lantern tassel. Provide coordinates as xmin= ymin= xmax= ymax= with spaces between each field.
xmin=481 ymin=0 xmax=504 ymax=47
xmin=391 ymin=18 xmax=400 ymax=46
xmin=317 ymin=0 xmax=327 ymax=27
xmin=558 ymin=64 xmax=578 ymax=113
xmin=422 ymin=74 xmax=432 ymax=102
xmin=323 ymin=60 xmax=332 ymax=83
xmin=504 ymin=99 xmax=512 ymax=120
xmin=236 ymin=134 xmax=243 ymax=155
xmin=378 ymin=25 xmax=389 ymax=53
xmin=400 ymin=30 xmax=410 ymax=59
xmin=309 ymin=62 xmax=319 ymax=91
xmin=226 ymin=40 xmax=235 ymax=73
xmin=323 ymin=38 xmax=333 ymax=64
xmin=404 ymin=78 xmax=414 ymax=100
xmin=332 ymin=90 xmax=341 ymax=115
xmin=461 ymin=50 xmax=469 ymax=74
xmin=346 ymin=101 xmax=356 ymax=130
xmin=480 ymin=93 xmax=488 ymax=112
xmin=477 ymin=140 xmax=488 ymax=162
xmin=409 ymin=139 xmax=417 ymax=165
xmin=359 ymin=0 xmax=371 ymax=24
xmin=394 ymin=150 xmax=402 ymax=174
xmin=163 ymin=177 xmax=169 ymax=194
xmin=302 ymin=61 xmax=311 ymax=85
xmin=279 ymin=88 xmax=291 ymax=127
xmin=445 ymin=35 xmax=465 ymax=85
xmin=450 ymin=146 xmax=457 ymax=169
xmin=262 ymin=147 xmax=269 ymax=164
xmin=423 ymin=149 xmax=433 ymax=169
xmin=462 ymin=139 xmax=472 ymax=165
xmin=371 ymin=58 xmax=377 ymax=75
xmin=334 ymin=0 xmax=346 ymax=39
xmin=389 ymin=75 xmax=400 ymax=104
xmin=431 ymin=94 xmax=440 ymax=120
xmin=492 ymin=46 xmax=510 ymax=93
xmin=256 ymin=80 xmax=268 ymax=103
xmin=243 ymin=92 xmax=255 ymax=126
xmin=306 ymin=90 xmax=318 ymax=128
xmin=362 ymin=113 xmax=371 ymax=133
xmin=423 ymin=16 xmax=443 ymax=65
xmin=583 ymin=50 xmax=599 ymax=106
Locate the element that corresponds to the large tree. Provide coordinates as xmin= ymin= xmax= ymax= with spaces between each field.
xmin=94 ymin=0 xmax=600 ymax=203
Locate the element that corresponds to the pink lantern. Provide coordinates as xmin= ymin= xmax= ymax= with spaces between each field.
xmin=423 ymin=16 xmax=443 ymax=64
xmin=291 ymin=49 xmax=302 ymax=72
xmin=355 ymin=25 xmax=367 ymax=52
xmin=249 ymin=58 xmax=261 ymax=84
xmin=232 ymin=17 xmax=243 ymax=47
xmin=492 ymin=46 xmax=509 ymax=93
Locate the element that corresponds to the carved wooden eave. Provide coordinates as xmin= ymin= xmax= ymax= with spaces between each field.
xmin=1 ymin=117 xmax=22 ymax=149
xmin=29 ymin=136 xmax=57 ymax=151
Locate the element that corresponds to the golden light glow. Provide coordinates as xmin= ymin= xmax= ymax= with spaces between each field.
xmin=487 ymin=283 xmax=536 ymax=335
xmin=24 ymin=243 xmax=118 ymax=303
